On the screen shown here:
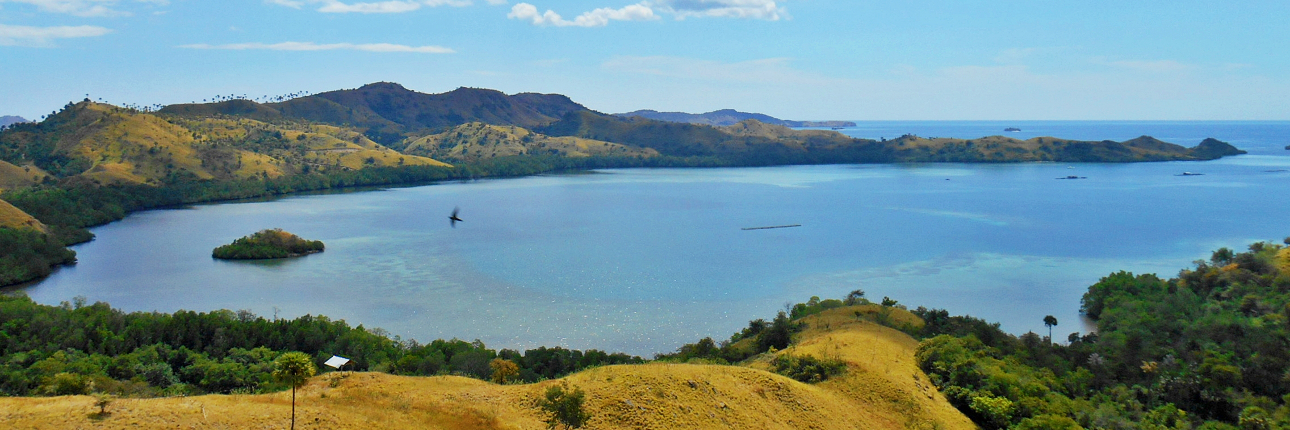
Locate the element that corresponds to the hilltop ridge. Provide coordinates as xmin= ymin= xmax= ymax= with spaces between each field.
xmin=161 ymin=82 xmax=586 ymax=144
xmin=0 ymin=115 xmax=29 ymax=128
xmin=617 ymin=108 xmax=856 ymax=128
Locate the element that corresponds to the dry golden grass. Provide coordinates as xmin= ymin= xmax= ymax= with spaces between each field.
xmin=30 ymin=103 xmax=449 ymax=187
xmin=0 ymin=198 xmax=46 ymax=232
xmin=0 ymin=305 xmax=976 ymax=429
xmin=0 ymin=160 xmax=50 ymax=191
xmin=1277 ymin=247 xmax=1290 ymax=274
xmin=403 ymin=123 xmax=656 ymax=162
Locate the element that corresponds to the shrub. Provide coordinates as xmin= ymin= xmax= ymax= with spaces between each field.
xmin=537 ymin=382 xmax=589 ymax=429
xmin=769 ymin=353 xmax=846 ymax=383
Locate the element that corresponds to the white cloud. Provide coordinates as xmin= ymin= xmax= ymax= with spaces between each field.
xmin=508 ymin=2 xmax=655 ymax=27
xmin=179 ymin=41 xmax=455 ymax=53
xmin=0 ymin=0 xmax=166 ymax=17
xmin=266 ymin=0 xmax=304 ymax=7
xmin=653 ymin=0 xmax=784 ymax=21
xmin=508 ymin=0 xmax=782 ymax=27
xmin=267 ymin=0 xmax=473 ymax=13
xmin=0 ymin=23 xmax=112 ymax=46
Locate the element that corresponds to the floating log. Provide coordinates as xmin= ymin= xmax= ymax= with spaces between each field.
xmin=741 ymin=224 xmax=802 ymax=231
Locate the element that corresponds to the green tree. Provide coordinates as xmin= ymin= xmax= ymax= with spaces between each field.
xmin=489 ymin=358 xmax=519 ymax=384
xmin=1043 ymin=315 xmax=1057 ymax=343
xmin=537 ymin=382 xmax=589 ymax=429
xmin=273 ymin=352 xmax=316 ymax=430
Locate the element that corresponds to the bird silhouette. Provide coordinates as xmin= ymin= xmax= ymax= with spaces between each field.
xmin=449 ymin=207 xmax=463 ymax=228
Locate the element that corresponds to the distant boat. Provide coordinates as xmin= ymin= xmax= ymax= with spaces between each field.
xmin=741 ymin=224 xmax=801 ymax=231
xmin=1177 ymin=172 xmax=1204 ymax=176
xmin=1057 ymin=175 xmax=1086 ymax=180
xmin=1004 ymin=127 xmax=1021 ymax=132
xmin=831 ymin=127 xmax=844 ymax=130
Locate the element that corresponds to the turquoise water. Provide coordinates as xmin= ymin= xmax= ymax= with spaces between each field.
xmin=13 ymin=121 xmax=1290 ymax=355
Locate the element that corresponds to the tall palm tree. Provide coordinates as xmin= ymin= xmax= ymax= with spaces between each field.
xmin=1043 ymin=315 xmax=1058 ymax=344
xmin=274 ymin=352 xmax=317 ymax=430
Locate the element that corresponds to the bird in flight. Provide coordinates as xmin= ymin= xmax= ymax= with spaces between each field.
xmin=449 ymin=207 xmax=463 ymax=228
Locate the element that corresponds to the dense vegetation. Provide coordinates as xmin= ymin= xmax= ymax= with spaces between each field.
xmin=916 ymin=239 xmax=1290 ymax=429
xmin=0 ymin=227 xmax=76 ymax=286
xmin=0 ymin=294 xmax=642 ymax=397
xmin=212 ymin=229 xmax=323 ymax=260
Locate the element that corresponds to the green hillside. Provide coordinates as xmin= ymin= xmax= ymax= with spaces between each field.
xmin=401 ymin=122 xmax=657 ymax=163
xmin=161 ymin=82 xmax=587 ymax=145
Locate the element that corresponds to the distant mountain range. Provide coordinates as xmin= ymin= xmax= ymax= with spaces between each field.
xmin=0 ymin=82 xmax=1245 ymax=190
xmin=615 ymin=109 xmax=856 ymax=128
xmin=0 ymin=116 xmax=29 ymax=128
xmin=160 ymin=82 xmax=586 ymax=144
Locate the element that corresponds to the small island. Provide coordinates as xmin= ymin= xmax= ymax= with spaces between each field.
xmin=212 ymin=229 xmax=324 ymax=260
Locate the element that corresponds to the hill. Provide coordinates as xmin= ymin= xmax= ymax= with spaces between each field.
xmin=540 ymin=112 xmax=1241 ymax=164
xmin=0 ymin=197 xmax=45 ymax=232
xmin=0 ymin=100 xmax=448 ymax=187
xmin=161 ymin=83 xmax=587 ymax=144
xmin=0 ymin=159 xmax=50 ymax=191
xmin=880 ymin=133 xmax=1246 ymax=162
xmin=616 ymin=109 xmax=856 ymax=128
xmin=154 ymin=83 xmax=1243 ymax=165
xmin=0 ymin=305 xmax=974 ymax=430
xmin=0 ymin=115 xmax=29 ymax=128
xmin=400 ymin=122 xmax=658 ymax=163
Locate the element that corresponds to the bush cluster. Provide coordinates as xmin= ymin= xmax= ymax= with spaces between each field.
xmin=0 ymin=294 xmax=642 ymax=397
xmin=212 ymin=229 xmax=323 ymax=260
xmin=917 ymin=240 xmax=1290 ymax=429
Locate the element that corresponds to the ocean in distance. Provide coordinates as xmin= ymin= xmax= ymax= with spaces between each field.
xmin=12 ymin=121 xmax=1290 ymax=356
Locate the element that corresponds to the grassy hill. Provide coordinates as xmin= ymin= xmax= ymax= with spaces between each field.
xmin=0 ymin=305 xmax=975 ymax=430
xmin=0 ymin=101 xmax=448 ymax=187
xmin=154 ymin=82 xmax=1244 ymax=165
xmin=0 ymin=198 xmax=45 ymax=232
xmin=0 ymin=160 xmax=49 ymax=191
xmin=401 ymin=122 xmax=658 ymax=163
xmin=161 ymin=83 xmax=587 ymax=145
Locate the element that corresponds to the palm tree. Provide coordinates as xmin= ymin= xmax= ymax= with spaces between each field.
xmin=1043 ymin=315 xmax=1058 ymax=344
xmin=274 ymin=352 xmax=317 ymax=430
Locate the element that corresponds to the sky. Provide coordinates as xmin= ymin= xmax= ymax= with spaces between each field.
xmin=1 ymin=0 xmax=1288 ymax=121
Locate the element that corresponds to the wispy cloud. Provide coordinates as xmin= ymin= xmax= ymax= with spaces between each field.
xmin=508 ymin=2 xmax=655 ymax=27
xmin=179 ymin=41 xmax=455 ymax=53
xmin=0 ymin=23 xmax=112 ymax=46
xmin=653 ymin=0 xmax=784 ymax=21
xmin=509 ymin=0 xmax=784 ymax=27
xmin=266 ymin=0 xmax=479 ymax=13
xmin=0 ymin=0 xmax=167 ymax=17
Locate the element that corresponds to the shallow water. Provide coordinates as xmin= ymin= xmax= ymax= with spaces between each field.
xmin=14 ymin=121 xmax=1290 ymax=355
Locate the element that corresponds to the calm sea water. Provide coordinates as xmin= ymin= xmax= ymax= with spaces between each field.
xmin=11 ymin=121 xmax=1290 ymax=355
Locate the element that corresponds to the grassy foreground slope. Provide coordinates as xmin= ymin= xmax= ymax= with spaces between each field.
xmin=0 ymin=306 xmax=976 ymax=430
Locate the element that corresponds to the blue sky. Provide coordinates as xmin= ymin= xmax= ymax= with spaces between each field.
xmin=1 ymin=0 xmax=1287 ymax=121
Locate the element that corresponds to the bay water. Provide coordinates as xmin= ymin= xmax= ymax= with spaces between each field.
xmin=12 ymin=121 xmax=1290 ymax=355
